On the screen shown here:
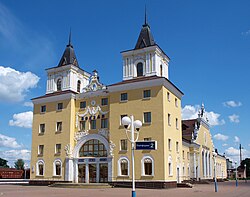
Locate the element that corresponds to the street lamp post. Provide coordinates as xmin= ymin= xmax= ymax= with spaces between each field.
xmin=122 ymin=115 xmax=142 ymax=197
xmin=213 ymin=151 xmax=218 ymax=192
xmin=244 ymin=164 xmax=247 ymax=183
xmin=24 ymin=163 xmax=28 ymax=179
xmin=235 ymin=161 xmax=238 ymax=187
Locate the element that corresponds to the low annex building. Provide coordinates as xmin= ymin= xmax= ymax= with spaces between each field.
xmin=30 ymin=18 xmax=227 ymax=188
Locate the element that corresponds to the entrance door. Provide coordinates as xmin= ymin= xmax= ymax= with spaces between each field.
xmin=89 ymin=164 xmax=97 ymax=183
xmin=99 ymin=163 xmax=108 ymax=183
xmin=78 ymin=164 xmax=86 ymax=183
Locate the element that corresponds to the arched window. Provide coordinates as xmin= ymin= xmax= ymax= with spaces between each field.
xmin=57 ymin=79 xmax=62 ymax=91
xmin=136 ymin=62 xmax=143 ymax=77
xmin=79 ymin=139 xmax=107 ymax=157
xmin=36 ymin=160 xmax=44 ymax=176
xmin=141 ymin=156 xmax=154 ymax=176
xmin=118 ymin=157 xmax=129 ymax=176
xmin=53 ymin=159 xmax=62 ymax=176
xmin=77 ymin=80 xmax=81 ymax=92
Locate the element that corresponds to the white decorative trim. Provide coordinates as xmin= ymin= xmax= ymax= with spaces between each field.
xmin=36 ymin=159 xmax=45 ymax=176
xmin=73 ymin=134 xmax=110 ymax=158
xmin=98 ymin=128 xmax=109 ymax=139
xmin=141 ymin=155 xmax=154 ymax=176
xmin=74 ymin=131 xmax=89 ymax=142
xmin=118 ymin=156 xmax=130 ymax=176
xmin=64 ymin=144 xmax=73 ymax=157
xmin=53 ymin=159 xmax=62 ymax=176
xmin=109 ymin=141 xmax=116 ymax=157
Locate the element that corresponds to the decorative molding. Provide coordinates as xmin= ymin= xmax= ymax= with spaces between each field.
xmin=64 ymin=144 xmax=73 ymax=158
xmin=98 ymin=129 xmax=109 ymax=139
xmin=83 ymin=70 xmax=106 ymax=92
xmin=74 ymin=131 xmax=89 ymax=141
xmin=109 ymin=141 xmax=116 ymax=157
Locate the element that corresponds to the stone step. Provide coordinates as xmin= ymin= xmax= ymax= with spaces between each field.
xmin=49 ymin=183 xmax=112 ymax=189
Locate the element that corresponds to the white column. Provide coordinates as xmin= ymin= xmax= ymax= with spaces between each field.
xmin=73 ymin=158 xmax=78 ymax=183
xmin=152 ymin=54 xmax=156 ymax=72
xmin=123 ymin=59 xmax=126 ymax=78
xmin=193 ymin=153 xmax=196 ymax=179
xmin=65 ymin=158 xmax=74 ymax=182
xmin=197 ymin=153 xmax=200 ymax=180
xmin=108 ymin=159 xmax=112 ymax=182
xmin=96 ymin=163 xmax=100 ymax=183
xmin=85 ymin=164 xmax=89 ymax=183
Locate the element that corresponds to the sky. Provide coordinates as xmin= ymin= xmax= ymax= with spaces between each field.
xmin=0 ymin=0 xmax=250 ymax=167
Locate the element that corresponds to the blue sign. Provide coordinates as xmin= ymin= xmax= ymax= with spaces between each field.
xmin=136 ymin=141 xmax=157 ymax=150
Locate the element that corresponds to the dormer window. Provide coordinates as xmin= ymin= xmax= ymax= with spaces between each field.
xmin=57 ymin=79 xmax=62 ymax=91
xmin=136 ymin=62 xmax=143 ymax=77
xmin=77 ymin=80 xmax=81 ymax=92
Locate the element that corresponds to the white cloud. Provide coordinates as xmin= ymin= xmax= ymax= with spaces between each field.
xmin=213 ymin=133 xmax=229 ymax=141
xmin=241 ymin=30 xmax=250 ymax=36
xmin=0 ymin=66 xmax=39 ymax=102
xmin=0 ymin=149 xmax=30 ymax=167
xmin=222 ymin=144 xmax=228 ymax=147
xmin=0 ymin=133 xmax=21 ymax=148
xmin=234 ymin=136 xmax=240 ymax=143
xmin=182 ymin=104 xmax=225 ymax=126
xmin=229 ymin=114 xmax=240 ymax=123
xmin=223 ymin=101 xmax=242 ymax=108
xmin=23 ymin=101 xmax=33 ymax=108
xmin=9 ymin=111 xmax=33 ymax=128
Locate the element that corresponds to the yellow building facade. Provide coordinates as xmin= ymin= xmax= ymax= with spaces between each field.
xmin=30 ymin=20 xmax=226 ymax=188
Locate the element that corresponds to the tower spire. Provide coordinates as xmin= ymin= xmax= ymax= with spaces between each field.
xmin=144 ymin=5 xmax=147 ymax=26
xmin=68 ymin=28 xmax=72 ymax=47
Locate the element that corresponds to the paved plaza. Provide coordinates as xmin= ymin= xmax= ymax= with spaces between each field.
xmin=0 ymin=181 xmax=249 ymax=197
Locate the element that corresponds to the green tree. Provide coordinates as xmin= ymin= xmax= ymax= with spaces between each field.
xmin=14 ymin=159 xmax=24 ymax=170
xmin=240 ymin=158 xmax=250 ymax=177
xmin=0 ymin=158 xmax=9 ymax=168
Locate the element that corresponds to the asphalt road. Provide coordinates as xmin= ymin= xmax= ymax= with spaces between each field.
xmin=0 ymin=180 xmax=249 ymax=197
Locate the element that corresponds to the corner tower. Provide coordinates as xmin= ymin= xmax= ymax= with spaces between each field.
xmin=46 ymin=32 xmax=90 ymax=94
xmin=121 ymin=12 xmax=170 ymax=80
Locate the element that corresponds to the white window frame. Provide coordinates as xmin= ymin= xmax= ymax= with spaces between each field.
xmin=168 ymin=156 xmax=173 ymax=176
xmin=38 ymin=145 xmax=44 ymax=155
xmin=168 ymin=113 xmax=171 ymax=126
xmin=167 ymin=92 xmax=170 ymax=101
xmin=36 ymin=159 xmax=45 ymax=176
xmin=55 ymin=144 xmax=61 ymax=155
xmin=175 ymin=98 xmax=178 ymax=107
xmin=176 ymin=118 xmax=179 ymax=130
xmin=118 ymin=157 xmax=130 ymax=176
xmin=141 ymin=155 xmax=154 ymax=176
xmin=56 ymin=121 xmax=62 ymax=132
xmin=39 ymin=123 xmax=45 ymax=134
xmin=53 ymin=159 xmax=62 ymax=176
xmin=168 ymin=139 xmax=172 ymax=151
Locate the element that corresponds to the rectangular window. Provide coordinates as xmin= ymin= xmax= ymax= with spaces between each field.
xmin=90 ymin=120 xmax=96 ymax=129
xmin=168 ymin=162 xmax=172 ymax=176
xmin=101 ymin=98 xmax=108 ymax=106
xmin=144 ymin=112 xmax=151 ymax=123
xmin=143 ymin=90 xmax=151 ymax=98
xmin=144 ymin=137 xmax=152 ymax=141
xmin=80 ymin=120 xmax=86 ymax=130
xmin=167 ymin=92 xmax=170 ymax=101
xmin=120 ymin=114 xmax=127 ymax=125
xmin=57 ymin=103 xmax=63 ymax=110
xmin=55 ymin=144 xmax=61 ymax=154
xmin=120 ymin=93 xmax=128 ymax=101
xmin=39 ymin=124 xmax=45 ymax=134
xmin=183 ymin=150 xmax=185 ymax=159
xmin=175 ymin=98 xmax=178 ymax=107
xmin=80 ymin=101 xmax=86 ymax=109
xmin=168 ymin=114 xmax=171 ymax=126
xmin=56 ymin=122 xmax=62 ymax=132
xmin=176 ymin=118 xmax=179 ymax=130
xmin=168 ymin=139 xmax=171 ymax=150
xmin=176 ymin=141 xmax=179 ymax=152
xmin=38 ymin=145 xmax=44 ymax=155
xmin=187 ymin=152 xmax=190 ymax=160
xmin=101 ymin=118 xmax=108 ymax=128
xmin=120 ymin=139 xmax=128 ymax=151
xmin=121 ymin=162 xmax=128 ymax=175
xmin=144 ymin=162 xmax=152 ymax=175
xmin=40 ymin=105 xmax=46 ymax=113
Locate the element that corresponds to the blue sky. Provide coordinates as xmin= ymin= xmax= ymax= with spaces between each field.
xmin=0 ymin=0 xmax=250 ymax=167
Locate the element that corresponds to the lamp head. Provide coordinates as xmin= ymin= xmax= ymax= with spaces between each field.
xmin=122 ymin=116 xmax=131 ymax=129
xmin=134 ymin=120 xmax=142 ymax=131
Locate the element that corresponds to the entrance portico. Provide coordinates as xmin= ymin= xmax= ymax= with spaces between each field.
xmin=65 ymin=134 xmax=113 ymax=183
